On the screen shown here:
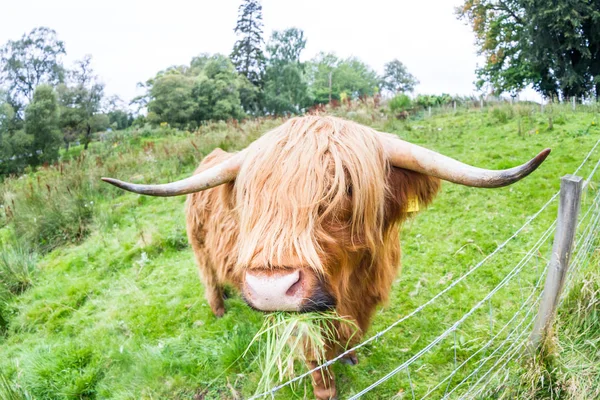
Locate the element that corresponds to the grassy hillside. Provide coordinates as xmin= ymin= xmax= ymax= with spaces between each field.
xmin=1 ymin=102 xmax=599 ymax=399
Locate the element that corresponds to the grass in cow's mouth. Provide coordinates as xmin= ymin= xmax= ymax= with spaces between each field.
xmin=244 ymin=311 xmax=356 ymax=396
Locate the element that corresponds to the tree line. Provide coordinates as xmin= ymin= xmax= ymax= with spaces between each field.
xmin=0 ymin=0 xmax=417 ymax=177
xmin=133 ymin=0 xmax=418 ymax=129
xmin=0 ymin=27 xmax=133 ymax=176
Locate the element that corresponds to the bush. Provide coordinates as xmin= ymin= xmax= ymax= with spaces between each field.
xmin=0 ymin=240 xmax=37 ymax=294
xmin=415 ymin=94 xmax=453 ymax=108
xmin=388 ymin=94 xmax=412 ymax=114
xmin=490 ymin=106 xmax=515 ymax=124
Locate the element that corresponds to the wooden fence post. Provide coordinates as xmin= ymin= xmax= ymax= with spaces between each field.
xmin=529 ymin=175 xmax=583 ymax=351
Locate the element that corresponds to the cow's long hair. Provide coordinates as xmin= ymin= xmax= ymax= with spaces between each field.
xmin=234 ymin=116 xmax=439 ymax=329
xmin=187 ymin=115 xmax=440 ymax=333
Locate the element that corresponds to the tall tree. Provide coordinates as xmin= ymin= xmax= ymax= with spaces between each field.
xmin=457 ymin=0 xmax=600 ymax=99
xmin=24 ymin=85 xmax=62 ymax=166
xmin=263 ymin=28 xmax=312 ymax=114
xmin=231 ymin=0 xmax=266 ymax=112
xmin=70 ymin=55 xmax=104 ymax=149
xmin=0 ymin=27 xmax=66 ymax=114
xmin=382 ymin=59 xmax=419 ymax=94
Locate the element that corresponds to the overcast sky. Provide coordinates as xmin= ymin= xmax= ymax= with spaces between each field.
xmin=1 ymin=0 xmax=537 ymax=104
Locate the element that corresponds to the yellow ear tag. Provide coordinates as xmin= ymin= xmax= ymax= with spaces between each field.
xmin=406 ymin=196 xmax=420 ymax=213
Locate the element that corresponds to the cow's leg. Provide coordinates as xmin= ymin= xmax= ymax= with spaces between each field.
xmin=192 ymin=249 xmax=225 ymax=317
xmin=202 ymin=266 xmax=225 ymax=318
xmin=308 ymin=361 xmax=337 ymax=400
xmin=334 ymin=317 xmax=361 ymax=366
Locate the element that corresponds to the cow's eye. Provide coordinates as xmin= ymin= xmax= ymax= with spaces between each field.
xmin=346 ymin=184 xmax=353 ymax=197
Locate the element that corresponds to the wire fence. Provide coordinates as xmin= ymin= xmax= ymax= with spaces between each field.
xmin=249 ymin=137 xmax=600 ymax=400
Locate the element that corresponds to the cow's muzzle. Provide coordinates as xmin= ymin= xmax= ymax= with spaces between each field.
xmin=242 ymin=269 xmax=335 ymax=312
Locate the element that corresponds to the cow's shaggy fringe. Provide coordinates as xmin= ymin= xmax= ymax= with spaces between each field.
xmin=236 ymin=116 xmax=388 ymax=274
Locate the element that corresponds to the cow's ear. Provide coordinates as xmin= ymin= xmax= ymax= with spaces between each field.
xmin=386 ymin=167 xmax=441 ymax=218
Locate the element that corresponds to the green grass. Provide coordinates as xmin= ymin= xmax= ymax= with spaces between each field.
xmin=1 ymin=102 xmax=600 ymax=399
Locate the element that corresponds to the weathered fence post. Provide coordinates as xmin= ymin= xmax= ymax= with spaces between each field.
xmin=529 ymin=175 xmax=583 ymax=352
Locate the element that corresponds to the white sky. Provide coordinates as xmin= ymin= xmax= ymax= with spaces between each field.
xmin=0 ymin=0 xmax=542 ymax=104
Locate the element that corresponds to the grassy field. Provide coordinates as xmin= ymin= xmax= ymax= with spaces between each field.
xmin=1 ymin=101 xmax=599 ymax=399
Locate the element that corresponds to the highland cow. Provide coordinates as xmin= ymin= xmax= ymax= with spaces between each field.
xmin=103 ymin=116 xmax=550 ymax=399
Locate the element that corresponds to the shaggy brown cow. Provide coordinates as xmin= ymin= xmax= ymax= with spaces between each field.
xmin=103 ymin=116 xmax=549 ymax=399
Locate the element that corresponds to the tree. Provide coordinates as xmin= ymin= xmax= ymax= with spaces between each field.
xmin=71 ymin=56 xmax=104 ymax=149
xmin=24 ymin=85 xmax=62 ymax=166
xmin=0 ymin=91 xmax=33 ymax=175
xmin=147 ymin=72 xmax=197 ymax=128
xmin=192 ymin=55 xmax=246 ymax=122
xmin=108 ymin=110 xmax=133 ymax=130
xmin=263 ymin=28 xmax=312 ymax=114
xmin=230 ymin=0 xmax=266 ymax=112
xmin=56 ymin=84 xmax=83 ymax=150
xmin=382 ymin=59 xmax=419 ymax=94
xmin=103 ymin=95 xmax=133 ymax=130
xmin=457 ymin=0 xmax=600 ymax=99
xmin=56 ymin=56 xmax=104 ymax=149
xmin=145 ymin=54 xmax=247 ymax=128
xmin=267 ymin=28 xmax=306 ymax=64
xmin=0 ymin=27 xmax=66 ymax=114
xmin=307 ymin=53 xmax=380 ymax=104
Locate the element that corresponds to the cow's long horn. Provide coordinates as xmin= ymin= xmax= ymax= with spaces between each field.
xmin=380 ymin=133 xmax=550 ymax=188
xmin=101 ymin=151 xmax=245 ymax=196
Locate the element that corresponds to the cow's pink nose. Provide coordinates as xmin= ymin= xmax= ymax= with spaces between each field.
xmin=244 ymin=270 xmax=304 ymax=311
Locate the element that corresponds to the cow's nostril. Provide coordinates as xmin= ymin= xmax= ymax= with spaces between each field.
xmin=285 ymin=270 xmax=302 ymax=297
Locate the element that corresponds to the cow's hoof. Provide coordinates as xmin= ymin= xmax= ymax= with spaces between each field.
xmin=313 ymin=386 xmax=337 ymax=400
xmin=212 ymin=306 xmax=225 ymax=318
xmin=339 ymin=352 xmax=359 ymax=366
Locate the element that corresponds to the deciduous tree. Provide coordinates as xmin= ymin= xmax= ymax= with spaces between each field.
xmin=382 ymin=59 xmax=419 ymax=94
xmin=307 ymin=53 xmax=380 ymax=104
xmin=263 ymin=28 xmax=311 ymax=114
xmin=24 ymin=85 xmax=62 ymax=166
xmin=457 ymin=0 xmax=600 ymax=99
xmin=0 ymin=27 xmax=66 ymax=114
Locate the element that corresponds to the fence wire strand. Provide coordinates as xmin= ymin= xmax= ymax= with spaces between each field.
xmin=348 ymin=221 xmax=555 ymax=399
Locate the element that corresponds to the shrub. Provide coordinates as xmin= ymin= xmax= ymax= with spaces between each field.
xmin=388 ymin=94 xmax=412 ymax=114
xmin=490 ymin=106 xmax=514 ymax=124
xmin=0 ymin=240 xmax=37 ymax=295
